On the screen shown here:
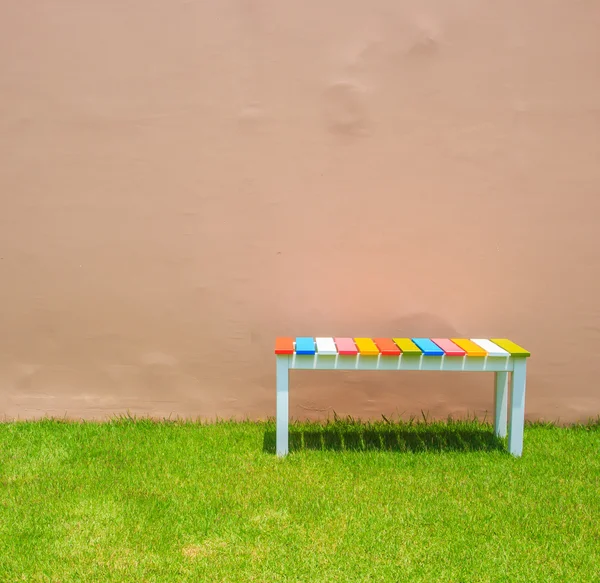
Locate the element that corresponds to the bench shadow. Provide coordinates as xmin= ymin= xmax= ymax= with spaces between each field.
xmin=262 ymin=422 xmax=505 ymax=454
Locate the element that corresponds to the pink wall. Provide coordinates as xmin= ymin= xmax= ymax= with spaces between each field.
xmin=1 ymin=0 xmax=599 ymax=422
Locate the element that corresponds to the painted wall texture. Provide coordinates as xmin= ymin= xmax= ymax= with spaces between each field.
xmin=1 ymin=1 xmax=599 ymax=422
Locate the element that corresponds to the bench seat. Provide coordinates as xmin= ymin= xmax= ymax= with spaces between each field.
xmin=274 ymin=337 xmax=530 ymax=358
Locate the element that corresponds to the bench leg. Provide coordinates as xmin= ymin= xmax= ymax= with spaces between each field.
xmin=494 ymin=372 xmax=508 ymax=438
xmin=508 ymin=358 xmax=527 ymax=457
xmin=276 ymin=355 xmax=289 ymax=456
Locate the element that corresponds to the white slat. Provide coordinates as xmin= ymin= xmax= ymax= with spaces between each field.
xmin=471 ymin=338 xmax=510 ymax=357
xmin=315 ymin=337 xmax=338 ymax=355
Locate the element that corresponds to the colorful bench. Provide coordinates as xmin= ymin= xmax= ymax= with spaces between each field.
xmin=274 ymin=337 xmax=530 ymax=457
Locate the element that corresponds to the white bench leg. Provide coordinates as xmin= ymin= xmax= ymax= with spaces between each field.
xmin=494 ymin=372 xmax=508 ymax=438
xmin=508 ymin=358 xmax=527 ymax=457
xmin=276 ymin=355 xmax=289 ymax=456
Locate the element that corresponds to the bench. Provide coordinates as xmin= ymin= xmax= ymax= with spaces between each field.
xmin=274 ymin=337 xmax=530 ymax=457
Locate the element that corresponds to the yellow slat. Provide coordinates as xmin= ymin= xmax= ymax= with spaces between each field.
xmin=490 ymin=338 xmax=531 ymax=357
xmin=451 ymin=338 xmax=487 ymax=357
xmin=392 ymin=338 xmax=422 ymax=355
xmin=354 ymin=338 xmax=380 ymax=355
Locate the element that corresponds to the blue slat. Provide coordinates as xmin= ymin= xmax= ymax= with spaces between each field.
xmin=411 ymin=338 xmax=444 ymax=356
xmin=295 ymin=337 xmax=316 ymax=355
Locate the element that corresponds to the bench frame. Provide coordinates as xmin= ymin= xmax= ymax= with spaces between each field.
xmin=276 ymin=353 xmax=527 ymax=457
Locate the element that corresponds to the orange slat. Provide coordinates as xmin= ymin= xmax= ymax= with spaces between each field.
xmin=373 ymin=338 xmax=401 ymax=356
xmin=275 ymin=337 xmax=295 ymax=355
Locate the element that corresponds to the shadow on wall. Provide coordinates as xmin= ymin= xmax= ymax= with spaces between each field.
xmin=262 ymin=422 xmax=505 ymax=454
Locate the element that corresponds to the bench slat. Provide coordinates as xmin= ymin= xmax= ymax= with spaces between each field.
xmin=275 ymin=337 xmax=295 ymax=355
xmin=315 ymin=337 xmax=338 ymax=355
xmin=490 ymin=338 xmax=530 ymax=357
xmin=295 ymin=337 xmax=316 ymax=355
xmin=471 ymin=339 xmax=509 ymax=357
xmin=334 ymin=337 xmax=358 ymax=355
xmin=431 ymin=338 xmax=466 ymax=356
xmin=373 ymin=338 xmax=401 ymax=356
xmin=392 ymin=338 xmax=422 ymax=355
xmin=451 ymin=338 xmax=487 ymax=356
xmin=354 ymin=338 xmax=380 ymax=355
xmin=412 ymin=338 xmax=445 ymax=356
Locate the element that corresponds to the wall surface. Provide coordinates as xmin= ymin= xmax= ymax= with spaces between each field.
xmin=1 ymin=0 xmax=599 ymax=422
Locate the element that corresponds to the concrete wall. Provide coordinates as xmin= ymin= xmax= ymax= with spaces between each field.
xmin=1 ymin=0 xmax=599 ymax=422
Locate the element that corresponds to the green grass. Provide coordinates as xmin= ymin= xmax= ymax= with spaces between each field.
xmin=1 ymin=417 xmax=599 ymax=582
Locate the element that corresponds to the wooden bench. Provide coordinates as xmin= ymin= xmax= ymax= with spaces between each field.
xmin=274 ymin=337 xmax=530 ymax=457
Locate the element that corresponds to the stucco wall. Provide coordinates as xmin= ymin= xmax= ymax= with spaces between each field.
xmin=1 ymin=0 xmax=599 ymax=422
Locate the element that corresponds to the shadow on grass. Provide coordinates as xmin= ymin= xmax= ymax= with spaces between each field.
xmin=263 ymin=419 xmax=506 ymax=454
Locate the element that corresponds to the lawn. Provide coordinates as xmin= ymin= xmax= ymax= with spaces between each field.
xmin=0 ymin=417 xmax=599 ymax=582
